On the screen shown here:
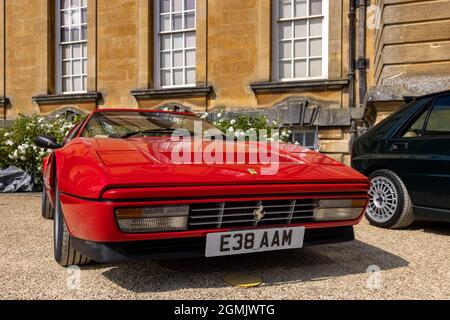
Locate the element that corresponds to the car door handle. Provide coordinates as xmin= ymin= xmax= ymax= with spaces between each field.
xmin=391 ymin=142 xmax=408 ymax=151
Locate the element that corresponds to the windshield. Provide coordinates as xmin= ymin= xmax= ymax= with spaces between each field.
xmin=80 ymin=111 xmax=221 ymax=139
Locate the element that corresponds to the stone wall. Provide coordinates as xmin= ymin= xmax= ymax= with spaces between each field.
xmin=367 ymin=0 xmax=450 ymax=123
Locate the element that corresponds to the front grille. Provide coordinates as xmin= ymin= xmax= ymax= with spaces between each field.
xmin=188 ymin=199 xmax=317 ymax=229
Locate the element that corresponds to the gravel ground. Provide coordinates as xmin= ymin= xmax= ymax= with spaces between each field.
xmin=0 ymin=193 xmax=449 ymax=300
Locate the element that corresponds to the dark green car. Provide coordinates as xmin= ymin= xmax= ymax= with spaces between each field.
xmin=352 ymin=90 xmax=450 ymax=228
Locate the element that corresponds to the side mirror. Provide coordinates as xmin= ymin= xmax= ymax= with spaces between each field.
xmin=35 ymin=135 xmax=61 ymax=150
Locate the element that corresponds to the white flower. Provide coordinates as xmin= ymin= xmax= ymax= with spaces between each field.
xmin=228 ymin=127 xmax=234 ymax=132
xmin=4 ymin=132 xmax=9 ymax=137
xmin=38 ymin=117 xmax=44 ymax=123
xmin=5 ymin=140 xmax=13 ymax=146
xmin=20 ymin=156 xmax=26 ymax=161
xmin=239 ymin=131 xmax=245 ymax=137
xmin=230 ymin=119 xmax=236 ymax=125
xmin=217 ymin=112 xmax=223 ymax=118
xmin=8 ymin=154 xmax=14 ymax=160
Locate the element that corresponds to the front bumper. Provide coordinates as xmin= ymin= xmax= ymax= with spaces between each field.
xmin=60 ymin=190 xmax=366 ymax=243
xmin=72 ymin=226 xmax=355 ymax=262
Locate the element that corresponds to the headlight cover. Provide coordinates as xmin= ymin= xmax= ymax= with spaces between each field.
xmin=116 ymin=205 xmax=189 ymax=233
xmin=313 ymin=199 xmax=366 ymax=221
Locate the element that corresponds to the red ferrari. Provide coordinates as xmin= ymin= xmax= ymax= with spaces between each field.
xmin=36 ymin=109 xmax=369 ymax=267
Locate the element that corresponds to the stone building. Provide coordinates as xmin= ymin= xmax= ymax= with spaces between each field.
xmin=365 ymin=0 xmax=450 ymax=125
xmin=0 ymin=0 xmax=449 ymax=165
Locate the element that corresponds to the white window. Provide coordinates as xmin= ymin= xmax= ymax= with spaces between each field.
xmin=155 ymin=0 xmax=196 ymax=88
xmin=273 ymin=0 xmax=328 ymax=81
xmin=56 ymin=0 xmax=88 ymax=94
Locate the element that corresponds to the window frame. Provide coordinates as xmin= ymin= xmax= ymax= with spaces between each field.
xmin=55 ymin=0 xmax=88 ymax=95
xmin=272 ymin=0 xmax=329 ymax=82
xmin=154 ymin=0 xmax=197 ymax=89
xmin=63 ymin=119 xmax=86 ymax=145
xmin=423 ymin=94 xmax=450 ymax=138
xmin=397 ymin=104 xmax=432 ymax=139
xmin=290 ymin=125 xmax=319 ymax=150
xmin=395 ymin=95 xmax=450 ymax=140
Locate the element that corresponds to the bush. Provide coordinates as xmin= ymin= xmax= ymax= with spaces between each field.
xmin=203 ymin=110 xmax=292 ymax=143
xmin=0 ymin=114 xmax=84 ymax=183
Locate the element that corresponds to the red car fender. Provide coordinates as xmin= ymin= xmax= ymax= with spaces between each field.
xmin=54 ymin=140 xmax=109 ymax=199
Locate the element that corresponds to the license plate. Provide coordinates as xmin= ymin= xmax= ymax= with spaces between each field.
xmin=205 ymin=227 xmax=305 ymax=257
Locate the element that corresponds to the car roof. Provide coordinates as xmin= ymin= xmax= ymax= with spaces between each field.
xmin=407 ymin=89 xmax=450 ymax=101
xmin=92 ymin=108 xmax=197 ymax=117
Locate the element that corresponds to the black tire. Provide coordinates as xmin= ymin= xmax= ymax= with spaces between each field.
xmin=41 ymin=187 xmax=55 ymax=219
xmin=366 ymin=169 xmax=414 ymax=229
xmin=54 ymin=182 xmax=91 ymax=267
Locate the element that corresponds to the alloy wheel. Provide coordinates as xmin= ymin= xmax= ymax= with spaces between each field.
xmin=367 ymin=176 xmax=399 ymax=223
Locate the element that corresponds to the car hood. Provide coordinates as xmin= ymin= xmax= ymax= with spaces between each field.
xmin=57 ymin=137 xmax=368 ymax=199
xmin=91 ymin=137 xmax=367 ymax=184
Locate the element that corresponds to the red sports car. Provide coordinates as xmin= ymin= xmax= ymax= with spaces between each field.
xmin=36 ymin=109 xmax=369 ymax=267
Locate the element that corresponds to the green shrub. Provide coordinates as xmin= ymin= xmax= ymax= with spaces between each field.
xmin=0 ymin=114 xmax=84 ymax=183
xmin=203 ymin=110 xmax=291 ymax=143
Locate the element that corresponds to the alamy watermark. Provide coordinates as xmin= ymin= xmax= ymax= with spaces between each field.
xmin=366 ymin=265 xmax=382 ymax=290
xmin=162 ymin=121 xmax=302 ymax=176
xmin=67 ymin=265 xmax=81 ymax=290
xmin=367 ymin=5 xmax=382 ymax=30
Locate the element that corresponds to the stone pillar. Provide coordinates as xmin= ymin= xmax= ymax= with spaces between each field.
xmin=0 ymin=0 xmax=4 ymax=98
xmin=37 ymin=0 xmax=51 ymax=95
xmin=256 ymin=0 xmax=271 ymax=82
xmin=87 ymin=0 xmax=97 ymax=92
xmin=0 ymin=0 xmax=4 ymax=119
xmin=137 ymin=0 xmax=152 ymax=89
xmin=196 ymin=0 xmax=208 ymax=86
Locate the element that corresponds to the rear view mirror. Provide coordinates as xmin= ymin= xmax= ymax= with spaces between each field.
xmin=35 ymin=135 xmax=61 ymax=150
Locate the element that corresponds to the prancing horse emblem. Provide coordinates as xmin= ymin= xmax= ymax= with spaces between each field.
xmin=253 ymin=205 xmax=265 ymax=221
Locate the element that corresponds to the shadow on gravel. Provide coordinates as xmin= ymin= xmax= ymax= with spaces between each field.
xmin=101 ymin=240 xmax=408 ymax=293
xmin=407 ymin=221 xmax=450 ymax=236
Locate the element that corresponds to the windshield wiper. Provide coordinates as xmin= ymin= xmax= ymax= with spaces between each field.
xmin=121 ymin=128 xmax=177 ymax=139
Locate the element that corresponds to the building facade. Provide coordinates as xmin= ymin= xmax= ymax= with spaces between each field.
xmin=365 ymin=0 xmax=450 ymax=124
xmin=1 ymin=0 xmax=449 ymax=165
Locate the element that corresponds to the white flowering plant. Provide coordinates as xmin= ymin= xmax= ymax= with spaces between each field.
xmin=208 ymin=110 xmax=292 ymax=143
xmin=0 ymin=114 xmax=84 ymax=183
